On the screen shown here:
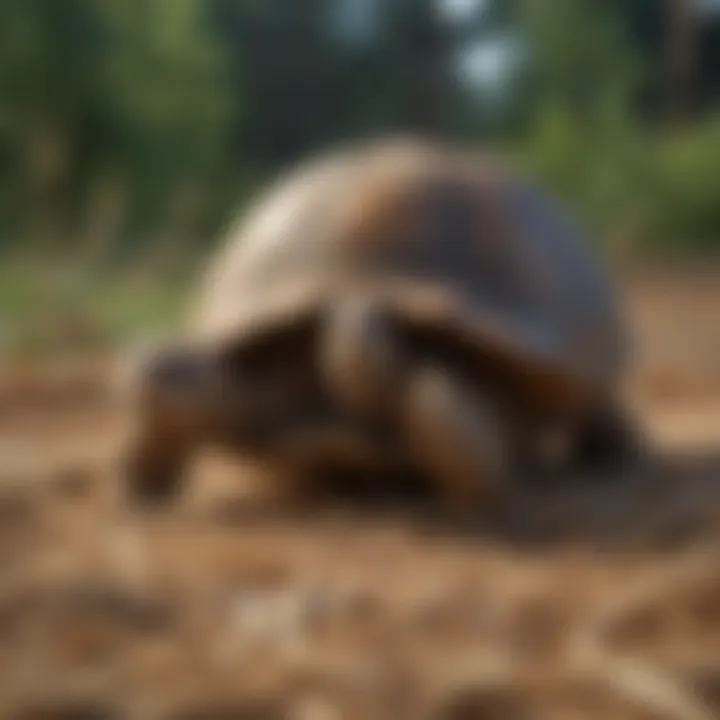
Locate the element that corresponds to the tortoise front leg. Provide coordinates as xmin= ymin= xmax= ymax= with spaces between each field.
xmin=321 ymin=299 xmax=510 ymax=514
xmin=119 ymin=418 xmax=195 ymax=508
xmin=399 ymin=364 xmax=510 ymax=515
xmin=320 ymin=295 xmax=405 ymax=422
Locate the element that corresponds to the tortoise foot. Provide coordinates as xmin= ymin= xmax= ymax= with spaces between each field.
xmin=121 ymin=447 xmax=188 ymax=509
xmin=573 ymin=403 xmax=646 ymax=480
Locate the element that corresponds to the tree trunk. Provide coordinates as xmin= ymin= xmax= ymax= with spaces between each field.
xmin=665 ymin=0 xmax=697 ymax=126
xmin=403 ymin=0 xmax=453 ymax=136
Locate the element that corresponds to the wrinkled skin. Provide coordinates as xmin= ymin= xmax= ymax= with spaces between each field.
xmin=119 ymin=137 xmax=639 ymax=511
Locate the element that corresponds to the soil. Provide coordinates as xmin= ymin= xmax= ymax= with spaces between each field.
xmin=0 ymin=268 xmax=719 ymax=719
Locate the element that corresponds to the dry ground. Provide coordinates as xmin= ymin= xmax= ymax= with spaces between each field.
xmin=0 ymin=267 xmax=719 ymax=719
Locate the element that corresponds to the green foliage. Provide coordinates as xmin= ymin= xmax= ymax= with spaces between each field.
xmin=516 ymin=0 xmax=639 ymax=115
xmin=513 ymin=0 xmax=645 ymax=234
xmin=520 ymin=105 xmax=720 ymax=253
xmin=98 ymin=0 xmax=234 ymax=242
xmin=1 ymin=0 xmax=720 ymax=276
xmin=643 ymin=119 xmax=720 ymax=249
xmin=0 ymin=261 xmax=188 ymax=356
xmin=510 ymin=0 xmax=720 ymax=253
xmin=0 ymin=0 xmax=235 ymax=255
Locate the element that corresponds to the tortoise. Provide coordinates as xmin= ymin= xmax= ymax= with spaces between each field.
xmin=118 ymin=136 xmax=639 ymax=511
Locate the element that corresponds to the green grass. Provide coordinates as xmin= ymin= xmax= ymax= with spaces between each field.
xmin=0 ymin=261 xmax=191 ymax=358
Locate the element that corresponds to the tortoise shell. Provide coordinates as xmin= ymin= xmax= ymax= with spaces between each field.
xmin=190 ymin=137 xmax=628 ymax=420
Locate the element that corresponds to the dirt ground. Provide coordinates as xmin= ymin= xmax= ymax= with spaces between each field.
xmin=0 ymin=267 xmax=719 ymax=720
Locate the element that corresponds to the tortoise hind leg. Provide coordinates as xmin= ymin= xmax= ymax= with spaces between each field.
xmin=571 ymin=401 xmax=644 ymax=478
xmin=399 ymin=364 xmax=509 ymax=515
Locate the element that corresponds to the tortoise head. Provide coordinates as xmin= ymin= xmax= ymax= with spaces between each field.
xmin=115 ymin=340 xmax=228 ymax=507
xmin=124 ymin=342 xmax=220 ymax=433
xmin=116 ymin=321 xmax=330 ymax=507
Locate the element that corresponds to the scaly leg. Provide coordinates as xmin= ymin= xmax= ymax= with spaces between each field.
xmin=399 ymin=364 xmax=509 ymax=514
xmin=571 ymin=401 xmax=644 ymax=478
xmin=320 ymin=295 xmax=404 ymax=422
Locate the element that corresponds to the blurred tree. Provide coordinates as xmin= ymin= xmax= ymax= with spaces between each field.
xmin=592 ymin=0 xmax=718 ymax=121
xmin=0 ymin=0 xmax=106 ymax=248
xmin=212 ymin=0 xmax=457 ymax=169
xmin=508 ymin=0 xmax=649 ymax=237
xmin=2 ymin=0 xmax=720 ymax=260
xmin=664 ymin=0 xmax=698 ymax=125
xmin=98 ymin=0 xmax=234 ymax=256
xmin=212 ymin=0 xmax=343 ymax=168
xmin=386 ymin=0 xmax=453 ymax=134
xmin=513 ymin=0 xmax=639 ymax=125
xmin=0 ymin=0 xmax=234 ymax=256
